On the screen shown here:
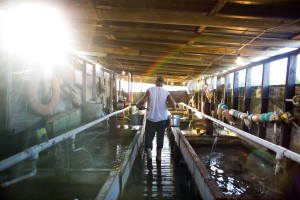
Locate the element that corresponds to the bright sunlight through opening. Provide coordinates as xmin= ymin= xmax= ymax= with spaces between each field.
xmin=1 ymin=3 xmax=71 ymax=65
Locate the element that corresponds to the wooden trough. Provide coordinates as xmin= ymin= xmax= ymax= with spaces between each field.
xmin=170 ymin=127 xmax=286 ymax=200
xmin=0 ymin=126 xmax=145 ymax=200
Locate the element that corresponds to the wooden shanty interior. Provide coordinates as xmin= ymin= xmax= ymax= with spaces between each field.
xmin=1 ymin=1 xmax=300 ymax=199
xmin=2 ymin=0 xmax=299 ymax=83
xmin=60 ymin=0 xmax=300 ymax=83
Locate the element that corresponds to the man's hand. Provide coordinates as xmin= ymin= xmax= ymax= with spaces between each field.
xmin=136 ymin=102 xmax=141 ymax=109
xmin=138 ymin=106 xmax=148 ymax=110
xmin=173 ymin=103 xmax=177 ymax=110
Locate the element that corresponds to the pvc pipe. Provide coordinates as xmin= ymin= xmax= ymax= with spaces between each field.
xmin=179 ymin=102 xmax=300 ymax=164
xmin=1 ymin=153 xmax=38 ymax=187
xmin=0 ymin=106 xmax=130 ymax=171
xmin=71 ymin=134 xmax=76 ymax=151
xmin=1 ymin=161 xmax=37 ymax=187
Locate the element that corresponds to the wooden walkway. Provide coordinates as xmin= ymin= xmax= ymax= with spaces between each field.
xmin=121 ymin=131 xmax=201 ymax=200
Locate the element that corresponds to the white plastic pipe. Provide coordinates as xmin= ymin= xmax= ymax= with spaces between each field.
xmin=0 ymin=107 xmax=130 ymax=171
xmin=1 ymin=161 xmax=37 ymax=187
xmin=1 ymin=153 xmax=39 ymax=187
xmin=179 ymin=102 xmax=300 ymax=164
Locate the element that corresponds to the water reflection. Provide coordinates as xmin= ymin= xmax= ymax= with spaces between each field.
xmin=69 ymin=131 xmax=132 ymax=169
xmin=210 ymin=136 xmax=218 ymax=155
xmin=0 ymin=130 xmax=135 ymax=200
xmin=195 ymin=146 xmax=281 ymax=197
xmin=146 ymin=170 xmax=153 ymax=197
xmin=156 ymin=160 xmax=163 ymax=198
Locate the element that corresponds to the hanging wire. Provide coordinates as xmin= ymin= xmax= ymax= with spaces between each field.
xmin=198 ymin=17 xmax=300 ymax=78
xmin=113 ymin=58 xmax=127 ymax=75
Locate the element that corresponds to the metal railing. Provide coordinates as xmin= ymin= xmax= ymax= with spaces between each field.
xmin=179 ymin=102 xmax=300 ymax=164
xmin=0 ymin=106 xmax=130 ymax=186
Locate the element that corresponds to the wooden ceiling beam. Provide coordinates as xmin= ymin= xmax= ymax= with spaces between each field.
xmin=72 ymin=24 xmax=300 ymax=48
xmin=102 ymin=59 xmax=219 ymax=70
xmin=71 ymin=46 xmax=239 ymax=64
xmin=94 ymin=0 xmax=212 ymax=14
xmin=104 ymin=63 xmax=221 ymax=76
xmin=197 ymin=0 xmax=230 ymax=33
xmin=103 ymin=60 xmax=222 ymax=73
xmin=65 ymin=0 xmax=300 ymax=82
xmin=71 ymin=42 xmax=253 ymax=66
xmin=92 ymin=37 xmax=277 ymax=56
xmin=94 ymin=8 xmax=300 ymax=32
xmin=91 ymin=26 xmax=300 ymax=48
xmin=138 ymin=50 xmax=237 ymax=62
xmin=220 ymin=2 xmax=300 ymax=19
xmin=105 ymin=54 xmax=214 ymax=67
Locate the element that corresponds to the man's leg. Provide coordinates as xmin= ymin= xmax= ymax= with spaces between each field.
xmin=145 ymin=120 xmax=156 ymax=158
xmin=145 ymin=120 xmax=156 ymax=170
xmin=156 ymin=120 xmax=167 ymax=161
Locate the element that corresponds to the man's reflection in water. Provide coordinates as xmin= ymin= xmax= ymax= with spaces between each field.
xmin=146 ymin=169 xmax=153 ymax=197
xmin=157 ymin=160 xmax=163 ymax=198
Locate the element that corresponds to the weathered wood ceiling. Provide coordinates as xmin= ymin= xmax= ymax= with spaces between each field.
xmin=17 ymin=0 xmax=300 ymax=83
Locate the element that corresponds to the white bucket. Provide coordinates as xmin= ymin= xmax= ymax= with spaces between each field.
xmin=131 ymin=105 xmax=137 ymax=114
xmin=169 ymin=115 xmax=181 ymax=127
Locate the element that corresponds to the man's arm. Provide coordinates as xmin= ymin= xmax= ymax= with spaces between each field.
xmin=167 ymin=94 xmax=176 ymax=110
xmin=136 ymin=90 xmax=150 ymax=108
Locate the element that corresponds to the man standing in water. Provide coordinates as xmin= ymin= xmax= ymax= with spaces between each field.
xmin=136 ymin=76 xmax=176 ymax=170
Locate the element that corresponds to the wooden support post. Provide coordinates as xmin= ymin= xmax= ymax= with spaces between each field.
xmin=109 ymin=116 xmax=117 ymax=133
xmin=282 ymin=54 xmax=297 ymax=148
xmin=243 ymin=67 xmax=252 ymax=131
xmin=0 ymin=50 xmax=11 ymax=134
xmin=259 ymin=62 xmax=270 ymax=139
xmin=92 ymin=64 xmax=97 ymax=101
xmin=81 ymin=61 xmax=87 ymax=103
xmin=203 ymin=102 xmax=213 ymax=135
xmin=233 ymin=71 xmax=239 ymax=110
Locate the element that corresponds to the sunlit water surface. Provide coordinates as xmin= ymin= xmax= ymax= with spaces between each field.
xmin=193 ymin=144 xmax=282 ymax=198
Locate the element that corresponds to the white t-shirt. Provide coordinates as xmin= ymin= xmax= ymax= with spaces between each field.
xmin=146 ymin=86 xmax=170 ymax=122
